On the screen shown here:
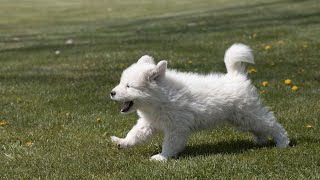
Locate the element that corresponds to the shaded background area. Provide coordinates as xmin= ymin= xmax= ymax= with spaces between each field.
xmin=0 ymin=0 xmax=319 ymax=179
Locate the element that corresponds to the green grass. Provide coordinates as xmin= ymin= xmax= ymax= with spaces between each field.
xmin=1 ymin=0 xmax=320 ymax=179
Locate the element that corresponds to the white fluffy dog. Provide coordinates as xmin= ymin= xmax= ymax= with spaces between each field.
xmin=110 ymin=43 xmax=289 ymax=161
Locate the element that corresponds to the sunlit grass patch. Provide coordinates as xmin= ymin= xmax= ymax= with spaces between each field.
xmin=0 ymin=0 xmax=320 ymax=179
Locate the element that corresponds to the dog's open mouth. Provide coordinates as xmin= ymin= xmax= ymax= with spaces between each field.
xmin=121 ymin=101 xmax=134 ymax=113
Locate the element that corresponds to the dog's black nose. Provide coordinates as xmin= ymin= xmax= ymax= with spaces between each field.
xmin=110 ymin=91 xmax=116 ymax=97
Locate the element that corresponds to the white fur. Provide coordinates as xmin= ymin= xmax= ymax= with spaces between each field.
xmin=110 ymin=43 xmax=289 ymax=161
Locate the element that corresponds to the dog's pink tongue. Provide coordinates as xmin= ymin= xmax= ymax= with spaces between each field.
xmin=121 ymin=101 xmax=133 ymax=112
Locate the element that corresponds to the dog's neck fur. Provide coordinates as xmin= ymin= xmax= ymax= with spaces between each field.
xmin=137 ymin=71 xmax=191 ymax=127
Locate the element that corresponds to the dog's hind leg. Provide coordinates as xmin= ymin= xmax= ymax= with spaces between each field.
xmin=267 ymin=121 xmax=290 ymax=148
xmin=252 ymin=122 xmax=289 ymax=148
xmin=238 ymin=107 xmax=290 ymax=148
xmin=253 ymin=132 xmax=269 ymax=146
xmin=111 ymin=118 xmax=155 ymax=149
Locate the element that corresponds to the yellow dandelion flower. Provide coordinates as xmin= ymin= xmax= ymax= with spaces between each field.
xmin=262 ymin=81 xmax=268 ymax=87
xmin=303 ymin=44 xmax=308 ymax=48
xmin=292 ymin=85 xmax=299 ymax=91
xmin=0 ymin=121 xmax=9 ymax=126
xmin=247 ymin=68 xmax=257 ymax=74
xmin=264 ymin=45 xmax=271 ymax=50
xmin=306 ymin=124 xmax=313 ymax=128
xmin=187 ymin=60 xmax=193 ymax=64
xmin=284 ymin=79 xmax=292 ymax=85
xmin=26 ymin=141 xmax=33 ymax=146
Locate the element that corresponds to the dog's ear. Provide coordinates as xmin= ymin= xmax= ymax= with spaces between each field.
xmin=148 ymin=60 xmax=167 ymax=80
xmin=137 ymin=55 xmax=155 ymax=64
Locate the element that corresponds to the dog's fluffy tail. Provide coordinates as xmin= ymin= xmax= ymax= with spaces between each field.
xmin=224 ymin=43 xmax=254 ymax=75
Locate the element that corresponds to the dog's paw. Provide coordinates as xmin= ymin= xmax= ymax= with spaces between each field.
xmin=150 ymin=154 xmax=168 ymax=162
xmin=110 ymin=136 xmax=127 ymax=149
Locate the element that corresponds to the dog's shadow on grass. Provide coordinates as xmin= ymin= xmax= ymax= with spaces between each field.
xmin=178 ymin=138 xmax=300 ymax=158
xmin=178 ymin=139 xmax=278 ymax=158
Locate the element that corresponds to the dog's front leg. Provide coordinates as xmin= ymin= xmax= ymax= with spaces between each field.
xmin=150 ymin=129 xmax=189 ymax=161
xmin=111 ymin=118 xmax=154 ymax=149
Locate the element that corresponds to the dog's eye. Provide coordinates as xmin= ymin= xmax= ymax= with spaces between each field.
xmin=126 ymin=84 xmax=130 ymax=88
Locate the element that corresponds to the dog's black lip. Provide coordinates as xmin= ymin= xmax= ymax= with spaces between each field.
xmin=121 ymin=101 xmax=134 ymax=112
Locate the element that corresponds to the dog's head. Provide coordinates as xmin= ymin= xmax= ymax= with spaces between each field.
xmin=110 ymin=55 xmax=167 ymax=114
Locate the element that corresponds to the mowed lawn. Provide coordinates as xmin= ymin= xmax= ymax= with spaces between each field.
xmin=1 ymin=0 xmax=320 ymax=179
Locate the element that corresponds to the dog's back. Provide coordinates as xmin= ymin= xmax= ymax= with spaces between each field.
xmin=153 ymin=44 xmax=257 ymax=128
